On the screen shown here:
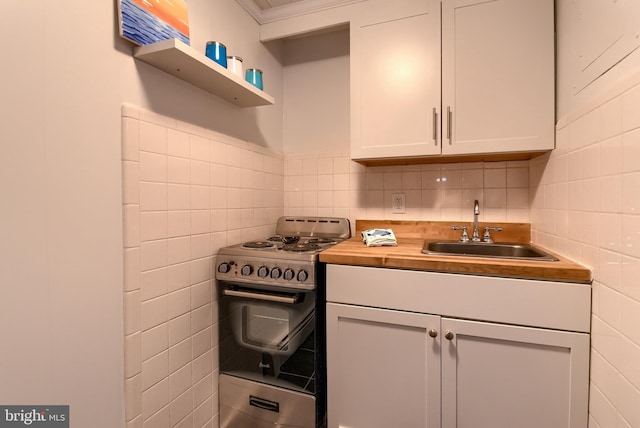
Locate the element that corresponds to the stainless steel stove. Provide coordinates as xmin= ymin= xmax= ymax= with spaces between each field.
xmin=216 ymin=216 xmax=351 ymax=428
xmin=216 ymin=217 xmax=350 ymax=291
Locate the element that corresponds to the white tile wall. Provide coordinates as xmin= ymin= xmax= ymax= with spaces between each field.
xmin=531 ymin=75 xmax=640 ymax=428
xmin=284 ymin=152 xmax=531 ymax=229
xmin=123 ymin=82 xmax=640 ymax=426
xmin=121 ymin=105 xmax=284 ymax=428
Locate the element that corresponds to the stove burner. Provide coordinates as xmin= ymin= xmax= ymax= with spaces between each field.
xmin=282 ymin=243 xmax=322 ymax=252
xmin=242 ymin=241 xmax=275 ymax=249
xmin=307 ymin=238 xmax=337 ymax=245
xmin=268 ymin=236 xmax=300 ymax=244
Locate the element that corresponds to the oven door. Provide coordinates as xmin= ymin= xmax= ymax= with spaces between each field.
xmin=226 ymin=287 xmax=314 ymax=357
xmin=219 ymin=283 xmax=317 ymax=394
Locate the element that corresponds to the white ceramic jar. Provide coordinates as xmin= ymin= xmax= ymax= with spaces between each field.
xmin=227 ymin=56 xmax=243 ymax=77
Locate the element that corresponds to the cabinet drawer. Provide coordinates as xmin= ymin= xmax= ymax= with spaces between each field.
xmin=326 ymin=264 xmax=591 ymax=333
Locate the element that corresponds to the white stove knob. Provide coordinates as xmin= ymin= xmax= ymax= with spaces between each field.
xmin=257 ymin=266 xmax=269 ymax=278
xmin=283 ymin=268 xmax=295 ymax=281
xmin=217 ymin=263 xmax=231 ymax=274
xmin=270 ymin=267 xmax=282 ymax=279
xmin=296 ymin=270 xmax=308 ymax=282
xmin=241 ymin=265 xmax=253 ymax=276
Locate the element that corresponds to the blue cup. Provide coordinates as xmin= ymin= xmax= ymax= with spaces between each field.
xmin=245 ymin=68 xmax=263 ymax=90
xmin=205 ymin=41 xmax=227 ymax=68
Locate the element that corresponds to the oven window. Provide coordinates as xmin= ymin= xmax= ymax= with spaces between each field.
xmin=229 ymin=292 xmax=315 ymax=354
xmin=243 ymin=304 xmax=291 ymax=349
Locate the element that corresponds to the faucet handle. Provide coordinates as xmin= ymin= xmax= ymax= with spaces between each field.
xmin=482 ymin=226 xmax=502 ymax=243
xmin=451 ymin=225 xmax=469 ymax=242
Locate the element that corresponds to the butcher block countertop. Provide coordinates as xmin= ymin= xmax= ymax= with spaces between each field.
xmin=319 ymin=220 xmax=592 ymax=284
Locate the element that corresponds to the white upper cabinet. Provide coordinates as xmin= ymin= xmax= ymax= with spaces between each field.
xmin=351 ymin=0 xmax=555 ymax=163
xmin=350 ymin=0 xmax=442 ymax=160
xmin=441 ymin=0 xmax=555 ymax=156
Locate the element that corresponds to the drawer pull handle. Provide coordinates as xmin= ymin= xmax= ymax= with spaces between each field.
xmin=249 ymin=395 xmax=280 ymax=413
xmin=445 ymin=331 xmax=455 ymax=341
xmin=428 ymin=329 xmax=438 ymax=338
xmin=223 ymin=288 xmax=301 ymax=304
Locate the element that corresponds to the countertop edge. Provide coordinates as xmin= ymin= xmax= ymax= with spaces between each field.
xmin=319 ymin=238 xmax=592 ymax=284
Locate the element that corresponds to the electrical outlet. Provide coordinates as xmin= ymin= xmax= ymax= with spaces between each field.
xmin=391 ymin=193 xmax=406 ymax=214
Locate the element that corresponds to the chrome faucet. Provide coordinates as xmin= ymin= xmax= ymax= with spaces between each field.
xmin=472 ymin=200 xmax=481 ymax=242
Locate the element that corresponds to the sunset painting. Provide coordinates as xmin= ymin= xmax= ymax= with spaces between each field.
xmin=118 ymin=0 xmax=190 ymax=46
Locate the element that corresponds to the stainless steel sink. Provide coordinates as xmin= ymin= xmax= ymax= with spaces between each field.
xmin=422 ymin=241 xmax=559 ymax=261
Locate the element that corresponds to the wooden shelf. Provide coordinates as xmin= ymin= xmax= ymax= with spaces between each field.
xmin=134 ymin=39 xmax=275 ymax=108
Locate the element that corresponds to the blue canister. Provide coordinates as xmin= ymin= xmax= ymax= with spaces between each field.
xmin=205 ymin=41 xmax=227 ymax=68
xmin=245 ymin=68 xmax=263 ymax=90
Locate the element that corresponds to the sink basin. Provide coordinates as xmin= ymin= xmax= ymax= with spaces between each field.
xmin=422 ymin=241 xmax=559 ymax=261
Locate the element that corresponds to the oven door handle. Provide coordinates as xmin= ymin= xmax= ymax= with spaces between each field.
xmin=223 ymin=288 xmax=302 ymax=304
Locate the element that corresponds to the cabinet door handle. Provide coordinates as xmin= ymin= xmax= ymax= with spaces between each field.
xmin=446 ymin=106 xmax=452 ymax=144
xmin=432 ymin=108 xmax=438 ymax=145
xmin=428 ymin=328 xmax=438 ymax=338
xmin=444 ymin=331 xmax=454 ymax=341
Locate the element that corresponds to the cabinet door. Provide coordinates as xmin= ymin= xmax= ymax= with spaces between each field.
xmin=326 ymin=303 xmax=441 ymax=428
xmin=441 ymin=0 xmax=555 ymax=155
xmin=351 ymin=0 xmax=441 ymax=160
xmin=441 ymin=318 xmax=589 ymax=428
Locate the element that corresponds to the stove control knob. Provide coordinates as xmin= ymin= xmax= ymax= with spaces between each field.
xmin=241 ymin=265 xmax=253 ymax=276
xmin=217 ymin=263 xmax=231 ymax=274
xmin=283 ymin=268 xmax=295 ymax=281
xmin=297 ymin=270 xmax=309 ymax=282
xmin=270 ymin=267 xmax=282 ymax=279
xmin=257 ymin=266 xmax=269 ymax=278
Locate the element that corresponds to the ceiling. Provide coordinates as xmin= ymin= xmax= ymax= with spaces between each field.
xmin=251 ymin=0 xmax=306 ymax=9
xmin=237 ymin=0 xmax=360 ymax=24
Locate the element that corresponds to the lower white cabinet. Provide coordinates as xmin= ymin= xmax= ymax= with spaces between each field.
xmin=325 ymin=265 xmax=591 ymax=428
xmin=326 ymin=304 xmax=441 ymax=428
xmin=440 ymin=318 xmax=589 ymax=428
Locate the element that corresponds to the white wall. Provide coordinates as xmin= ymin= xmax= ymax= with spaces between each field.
xmin=555 ymin=0 xmax=640 ymax=120
xmin=532 ymin=75 xmax=640 ymax=428
xmin=122 ymin=1 xmax=285 ymax=149
xmin=0 ymin=1 xmax=282 ymax=427
xmin=532 ymin=1 xmax=640 ymax=426
xmin=282 ymin=29 xmax=350 ymax=154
